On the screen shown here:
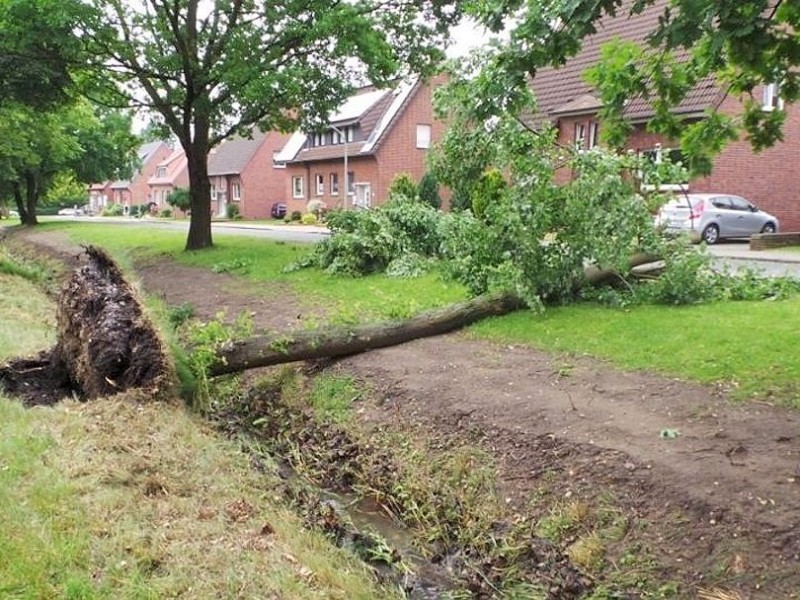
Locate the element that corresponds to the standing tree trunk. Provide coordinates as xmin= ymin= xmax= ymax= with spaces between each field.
xmin=22 ymin=171 xmax=38 ymax=226
xmin=13 ymin=182 xmax=28 ymax=224
xmin=183 ymin=120 xmax=213 ymax=250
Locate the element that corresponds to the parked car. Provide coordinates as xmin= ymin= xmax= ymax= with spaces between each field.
xmin=57 ymin=207 xmax=84 ymax=216
xmin=655 ymin=193 xmax=778 ymax=244
xmin=270 ymin=202 xmax=287 ymax=219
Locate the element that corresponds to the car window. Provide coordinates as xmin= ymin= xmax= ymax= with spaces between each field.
xmin=728 ymin=196 xmax=751 ymax=211
xmin=710 ymin=197 xmax=731 ymax=209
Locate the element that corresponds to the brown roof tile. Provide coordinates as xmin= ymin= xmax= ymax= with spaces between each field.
xmin=208 ymin=130 xmax=267 ymax=176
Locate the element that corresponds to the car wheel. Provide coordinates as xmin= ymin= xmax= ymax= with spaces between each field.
xmin=701 ymin=223 xmax=720 ymax=245
xmin=761 ymin=222 xmax=776 ymax=234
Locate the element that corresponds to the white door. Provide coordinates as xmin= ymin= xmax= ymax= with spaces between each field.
xmin=353 ymin=183 xmax=371 ymax=208
xmin=217 ymin=190 xmax=228 ymax=217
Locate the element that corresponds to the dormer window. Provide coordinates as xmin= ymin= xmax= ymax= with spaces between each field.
xmin=156 ymin=166 xmax=166 ymax=177
xmin=330 ymin=126 xmax=355 ymax=145
xmin=312 ymin=132 xmax=326 ymax=147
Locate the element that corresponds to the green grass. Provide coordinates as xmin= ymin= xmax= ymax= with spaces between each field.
xmin=470 ymin=299 xmax=800 ymax=405
xmin=0 ymin=273 xmax=55 ymax=358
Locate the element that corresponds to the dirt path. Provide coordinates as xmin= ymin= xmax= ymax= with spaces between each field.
xmin=11 ymin=227 xmax=800 ymax=597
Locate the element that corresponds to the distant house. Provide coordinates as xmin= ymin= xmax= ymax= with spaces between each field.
xmin=207 ymin=129 xmax=291 ymax=219
xmin=276 ymin=75 xmax=447 ymax=213
xmin=529 ymin=0 xmax=800 ymax=230
xmin=89 ymin=141 xmax=171 ymax=213
xmin=147 ymin=148 xmax=189 ymax=210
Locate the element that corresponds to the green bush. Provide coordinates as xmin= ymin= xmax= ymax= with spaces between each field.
xmin=226 ymin=203 xmax=241 ymax=220
xmin=290 ymin=200 xmax=442 ymax=277
xmin=290 ymin=210 xmax=302 ymax=222
xmin=471 ymin=169 xmax=507 ymax=220
xmin=306 ymin=199 xmax=327 ymax=218
xmin=101 ymin=203 xmax=124 ymax=217
xmin=418 ymin=172 xmax=442 ymax=209
xmin=166 ymin=187 xmax=191 ymax=211
xmin=387 ymin=173 xmax=419 ymax=202
xmin=301 ymin=212 xmax=318 ymax=225
xmin=159 ymin=207 xmax=173 ymax=218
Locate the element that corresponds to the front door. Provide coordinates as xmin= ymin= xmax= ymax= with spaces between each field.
xmin=217 ymin=190 xmax=228 ymax=217
xmin=353 ymin=183 xmax=371 ymax=209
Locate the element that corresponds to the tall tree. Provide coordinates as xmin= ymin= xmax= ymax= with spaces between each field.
xmin=0 ymin=101 xmax=137 ymax=225
xmin=459 ymin=0 xmax=799 ymax=171
xmin=78 ymin=0 xmax=462 ymax=250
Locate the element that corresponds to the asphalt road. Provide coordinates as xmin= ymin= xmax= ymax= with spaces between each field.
xmin=52 ymin=217 xmax=800 ymax=277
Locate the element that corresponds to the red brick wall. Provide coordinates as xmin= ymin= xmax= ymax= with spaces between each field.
xmin=692 ymin=93 xmax=800 ymax=231
xmin=285 ymin=157 xmax=380 ymax=214
xmin=239 ymin=132 xmax=292 ymax=219
xmin=554 ymin=92 xmax=800 ymax=231
xmin=374 ymin=75 xmax=450 ymax=205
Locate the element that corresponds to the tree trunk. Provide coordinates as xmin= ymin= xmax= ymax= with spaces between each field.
xmin=20 ymin=172 xmax=38 ymax=226
xmin=13 ymin=182 xmax=28 ymax=224
xmin=209 ymin=293 xmax=525 ymax=376
xmin=184 ymin=123 xmax=213 ymax=250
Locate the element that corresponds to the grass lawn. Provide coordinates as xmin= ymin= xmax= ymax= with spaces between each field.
xmin=0 ymin=251 xmax=398 ymax=600
xmin=26 ymin=220 xmax=800 ymax=406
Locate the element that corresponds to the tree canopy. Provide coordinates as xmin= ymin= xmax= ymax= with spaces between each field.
xmin=456 ymin=0 xmax=799 ymax=173
xmin=78 ymin=0 xmax=462 ymax=250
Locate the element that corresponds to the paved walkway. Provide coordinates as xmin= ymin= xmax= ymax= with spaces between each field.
xmin=706 ymin=242 xmax=800 ymax=264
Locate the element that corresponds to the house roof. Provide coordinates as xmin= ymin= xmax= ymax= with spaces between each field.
xmin=147 ymin=148 xmax=187 ymax=185
xmin=109 ymin=141 xmax=170 ymax=190
xmin=531 ymin=0 xmax=722 ymax=124
xmin=208 ymin=129 xmax=267 ymax=176
xmin=277 ymin=79 xmax=421 ymax=164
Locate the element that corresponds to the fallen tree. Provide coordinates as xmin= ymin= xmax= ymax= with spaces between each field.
xmin=0 ymin=247 xmax=657 ymax=403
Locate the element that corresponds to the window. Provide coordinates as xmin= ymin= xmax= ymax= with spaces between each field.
xmin=416 ymin=124 xmax=431 ymax=149
xmin=232 ymin=183 xmax=241 ymax=201
xmin=330 ymin=172 xmax=339 ymax=195
xmin=332 ymin=128 xmax=343 ymax=144
xmin=312 ymin=132 xmax=326 ymax=147
xmin=156 ymin=166 xmax=166 ymax=177
xmin=315 ymin=173 xmax=324 ymax=196
xmin=347 ymin=171 xmax=355 ymax=194
xmin=763 ymin=82 xmax=784 ymax=111
xmin=346 ymin=126 xmax=354 ymax=142
xmin=574 ymin=123 xmax=586 ymax=148
xmin=639 ymin=144 xmax=689 ymax=190
xmin=210 ymin=184 xmax=217 ymax=201
xmin=272 ymin=151 xmax=286 ymax=169
xmin=588 ymin=121 xmax=600 ymax=149
xmin=292 ymin=176 xmax=304 ymax=199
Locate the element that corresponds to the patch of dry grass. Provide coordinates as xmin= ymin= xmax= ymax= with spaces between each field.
xmin=0 ymin=273 xmax=55 ymax=359
xmin=43 ymin=398 xmax=398 ymax=599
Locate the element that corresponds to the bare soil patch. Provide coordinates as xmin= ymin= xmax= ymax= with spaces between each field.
xmin=8 ymin=228 xmax=800 ymax=598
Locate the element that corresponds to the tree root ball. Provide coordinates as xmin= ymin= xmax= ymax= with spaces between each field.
xmin=1 ymin=246 xmax=174 ymax=404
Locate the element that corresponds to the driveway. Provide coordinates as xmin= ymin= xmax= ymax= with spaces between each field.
xmin=706 ymin=241 xmax=800 ymax=277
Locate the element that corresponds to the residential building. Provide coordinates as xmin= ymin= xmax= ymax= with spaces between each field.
xmin=91 ymin=141 xmax=172 ymax=212
xmin=207 ymin=129 xmax=291 ymax=219
xmin=276 ymin=76 xmax=447 ymax=213
xmin=530 ymin=0 xmax=800 ymax=230
xmin=147 ymin=148 xmax=189 ymax=210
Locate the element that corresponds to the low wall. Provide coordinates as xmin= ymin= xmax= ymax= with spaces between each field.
xmin=750 ymin=233 xmax=800 ymax=250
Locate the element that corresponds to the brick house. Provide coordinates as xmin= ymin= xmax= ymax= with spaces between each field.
xmin=530 ymin=1 xmax=800 ymax=230
xmin=275 ymin=76 xmax=447 ymax=214
xmin=207 ymin=129 xmax=291 ymax=219
xmin=92 ymin=141 xmax=171 ymax=213
xmin=147 ymin=148 xmax=189 ymax=210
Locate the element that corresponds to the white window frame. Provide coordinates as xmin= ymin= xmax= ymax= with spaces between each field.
xmin=210 ymin=184 xmax=217 ymax=201
xmin=588 ymin=121 xmax=599 ymax=149
xmin=292 ymin=176 xmax=304 ymax=199
xmin=231 ymin=183 xmax=241 ymax=201
xmin=416 ymin=124 xmax=432 ymax=149
xmin=574 ymin=123 xmax=586 ymax=149
xmin=330 ymin=172 xmax=339 ymax=195
xmin=315 ymin=173 xmax=324 ymax=196
xmin=763 ymin=82 xmax=784 ymax=111
xmin=156 ymin=166 xmax=166 ymax=177
xmin=639 ymin=144 xmax=689 ymax=191
xmin=346 ymin=126 xmax=354 ymax=142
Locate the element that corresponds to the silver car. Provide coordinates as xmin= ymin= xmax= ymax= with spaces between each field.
xmin=655 ymin=193 xmax=778 ymax=244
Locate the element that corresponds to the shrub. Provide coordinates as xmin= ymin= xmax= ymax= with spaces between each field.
xmin=471 ymin=169 xmax=507 ymax=220
xmin=283 ymin=214 xmax=292 ymax=224
xmin=301 ymin=212 xmax=318 ymax=225
xmin=166 ymin=187 xmax=191 ymax=211
xmin=290 ymin=210 xmax=302 ymax=222
xmin=159 ymin=207 xmax=173 ymax=218
xmin=226 ymin=203 xmax=241 ymax=220
xmin=418 ymin=172 xmax=442 ymax=209
xmin=306 ymin=199 xmax=327 ymax=218
xmin=387 ymin=173 xmax=419 ymax=202
xmin=101 ymin=203 xmax=124 ymax=217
